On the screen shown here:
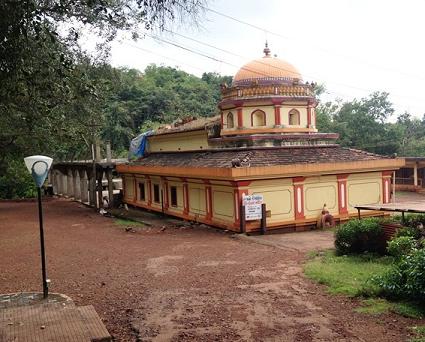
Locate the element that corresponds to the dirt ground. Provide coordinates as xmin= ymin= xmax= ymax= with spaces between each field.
xmin=0 ymin=198 xmax=423 ymax=341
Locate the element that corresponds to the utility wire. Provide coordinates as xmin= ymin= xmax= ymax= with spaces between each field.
xmin=202 ymin=5 xmax=425 ymax=82
xmin=145 ymin=32 xmax=424 ymax=103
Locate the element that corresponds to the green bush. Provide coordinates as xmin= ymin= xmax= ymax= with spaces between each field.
xmin=393 ymin=213 xmax=425 ymax=229
xmin=373 ymin=248 xmax=425 ymax=303
xmin=0 ymin=158 xmax=37 ymax=199
xmin=387 ymin=236 xmax=416 ymax=259
xmin=394 ymin=226 xmax=422 ymax=240
xmin=335 ymin=218 xmax=385 ymax=255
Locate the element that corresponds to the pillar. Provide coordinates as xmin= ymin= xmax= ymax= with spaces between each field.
xmin=382 ymin=171 xmax=392 ymax=204
xmin=61 ymin=171 xmax=67 ymax=196
xmin=162 ymin=177 xmax=169 ymax=210
xmin=106 ymin=167 xmax=114 ymax=207
xmin=73 ymin=169 xmax=80 ymax=200
xmin=97 ymin=169 xmax=104 ymax=209
xmin=337 ymin=174 xmax=348 ymax=215
xmin=51 ymin=170 xmax=57 ymax=194
xmin=205 ymin=183 xmax=212 ymax=221
xmin=293 ymin=177 xmax=305 ymax=220
xmin=146 ymin=177 xmax=152 ymax=206
xmin=182 ymin=180 xmax=189 ymax=215
xmin=88 ymin=171 xmax=96 ymax=207
xmin=237 ymin=107 xmax=243 ymax=128
xmin=414 ymin=163 xmax=418 ymax=187
xmin=232 ymin=181 xmax=250 ymax=228
xmin=274 ymin=105 xmax=281 ymax=126
xmin=67 ymin=169 xmax=74 ymax=198
xmin=79 ymin=170 xmax=89 ymax=203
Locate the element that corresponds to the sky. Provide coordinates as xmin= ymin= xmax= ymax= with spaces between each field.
xmin=104 ymin=0 xmax=425 ymax=118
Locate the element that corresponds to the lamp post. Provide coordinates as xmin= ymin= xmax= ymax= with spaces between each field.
xmin=24 ymin=155 xmax=53 ymax=299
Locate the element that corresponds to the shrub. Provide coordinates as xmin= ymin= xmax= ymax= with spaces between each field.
xmin=394 ymin=226 xmax=422 ymax=240
xmin=387 ymin=236 xmax=416 ymax=259
xmin=373 ymin=248 xmax=425 ymax=303
xmin=335 ymin=218 xmax=385 ymax=255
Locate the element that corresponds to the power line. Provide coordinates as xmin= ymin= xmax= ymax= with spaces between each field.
xmin=145 ymin=32 xmax=424 ymax=103
xmin=202 ymin=5 xmax=425 ymax=82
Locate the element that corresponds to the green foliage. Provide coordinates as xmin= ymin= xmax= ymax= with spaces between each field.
xmin=410 ymin=326 xmax=425 ymax=342
xmin=334 ymin=218 xmax=386 ymax=255
xmin=354 ymin=298 xmax=393 ymax=315
xmin=0 ymin=158 xmax=37 ymax=199
xmin=387 ymin=236 xmax=417 ymax=259
xmin=373 ymin=248 xmax=425 ymax=302
xmin=395 ymin=226 xmax=423 ymax=239
xmin=304 ymin=250 xmax=392 ymax=297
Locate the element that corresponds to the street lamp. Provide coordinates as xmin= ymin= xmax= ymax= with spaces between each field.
xmin=24 ymin=155 xmax=53 ymax=299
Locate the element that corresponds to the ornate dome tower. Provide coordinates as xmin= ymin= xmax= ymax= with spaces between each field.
xmin=218 ymin=43 xmax=322 ymax=143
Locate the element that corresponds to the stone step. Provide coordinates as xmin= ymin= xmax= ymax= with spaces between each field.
xmin=77 ymin=305 xmax=112 ymax=342
xmin=0 ymin=301 xmax=111 ymax=341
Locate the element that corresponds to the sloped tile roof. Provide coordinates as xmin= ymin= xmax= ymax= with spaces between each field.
xmin=132 ymin=146 xmax=390 ymax=169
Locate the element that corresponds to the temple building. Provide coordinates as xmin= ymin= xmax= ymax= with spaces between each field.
xmin=116 ymin=44 xmax=404 ymax=233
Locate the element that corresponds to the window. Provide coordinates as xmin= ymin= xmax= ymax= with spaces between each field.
xmin=227 ymin=112 xmax=234 ymax=128
xmin=170 ymin=186 xmax=178 ymax=207
xmin=289 ymin=109 xmax=300 ymax=125
xmin=153 ymin=184 xmax=160 ymax=203
xmin=251 ymin=110 xmax=266 ymax=127
xmin=138 ymin=182 xmax=145 ymax=201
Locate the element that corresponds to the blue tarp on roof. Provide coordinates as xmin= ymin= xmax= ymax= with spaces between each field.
xmin=128 ymin=130 xmax=153 ymax=160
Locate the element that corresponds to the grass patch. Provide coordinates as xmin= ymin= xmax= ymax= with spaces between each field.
xmin=304 ymin=250 xmax=393 ymax=297
xmin=392 ymin=302 xmax=425 ymax=319
xmin=410 ymin=325 xmax=425 ymax=342
xmin=355 ymin=298 xmax=392 ymax=315
xmin=114 ymin=218 xmax=144 ymax=227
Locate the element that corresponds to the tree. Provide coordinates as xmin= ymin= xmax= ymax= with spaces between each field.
xmin=0 ymin=0 xmax=206 ymax=198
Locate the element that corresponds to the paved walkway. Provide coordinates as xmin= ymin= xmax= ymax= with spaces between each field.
xmin=0 ymin=293 xmax=111 ymax=342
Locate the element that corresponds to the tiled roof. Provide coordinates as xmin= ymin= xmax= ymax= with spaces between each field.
xmin=154 ymin=116 xmax=220 ymax=136
xmin=132 ymin=146 xmax=391 ymax=168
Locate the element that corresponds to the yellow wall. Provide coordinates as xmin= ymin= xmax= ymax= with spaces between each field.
xmin=150 ymin=176 xmax=163 ymax=210
xmin=188 ymin=183 xmax=206 ymax=216
xmin=347 ymin=172 xmax=382 ymax=210
xmin=212 ymin=185 xmax=235 ymax=222
xmin=167 ymin=180 xmax=184 ymax=214
xmin=242 ymin=106 xmax=274 ymax=128
xmin=280 ymin=106 xmax=308 ymax=128
xmin=148 ymin=130 xmax=209 ymax=152
xmin=223 ymin=110 xmax=235 ymax=129
xmin=250 ymin=179 xmax=294 ymax=223
xmin=135 ymin=176 xmax=148 ymax=205
xmin=304 ymin=176 xmax=337 ymax=218
xmin=124 ymin=176 xmax=134 ymax=201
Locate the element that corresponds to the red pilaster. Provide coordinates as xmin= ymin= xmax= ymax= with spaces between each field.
xmin=237 ymin=107 xmax=243 ymax=128
xmin=162 ymin=178 xmax=169 ymax=209
xmin=146 ymin=178 xmax=152 ymax=206
xmin=337 ymin=174 xmax=348 ymax=215
xmin=274 ymin=105 xmax=281 ymax=125
xmin=220 ymin=112 xmax=224 ymax=128
xmin=382 ymin=171 xmax=392 ymax=204
xmin=132 ymin=176 xmax=137 ymax=202
xmin=183 ymin=181 xmax=189 ymax=215
xmin=293 ymin=177 xmax=305 ymax=220
xmin=205 ymin=185 xmax=213 ymax=221
xmin=307 ymin=106 xmax=312 ymax=127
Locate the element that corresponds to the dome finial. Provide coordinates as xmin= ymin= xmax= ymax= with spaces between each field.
xmin=263 ymin=41 xmax=271 ymax=57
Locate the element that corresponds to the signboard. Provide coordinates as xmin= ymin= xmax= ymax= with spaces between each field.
xmin=243 ymin=194 xmax=263 ymax=221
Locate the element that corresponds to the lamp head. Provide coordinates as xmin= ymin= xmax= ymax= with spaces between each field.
xmin=24 ymin=155 xmax=53 ymax=188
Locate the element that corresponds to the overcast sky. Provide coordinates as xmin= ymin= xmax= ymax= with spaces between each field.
xmin=105 ymin=0 xmax=425 ymax=118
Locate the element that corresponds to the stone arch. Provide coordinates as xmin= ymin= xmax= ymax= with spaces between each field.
xmin=227 ymin=112 xmax=234 ymax=128
xmin=289 ymin=109 xmax=300 ymax=125
xmin=251 ymin=110 xmax=266 ymax=127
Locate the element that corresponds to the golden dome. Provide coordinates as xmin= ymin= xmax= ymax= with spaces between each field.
xmin=233 ymin=43 xmax=301 ymax=85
